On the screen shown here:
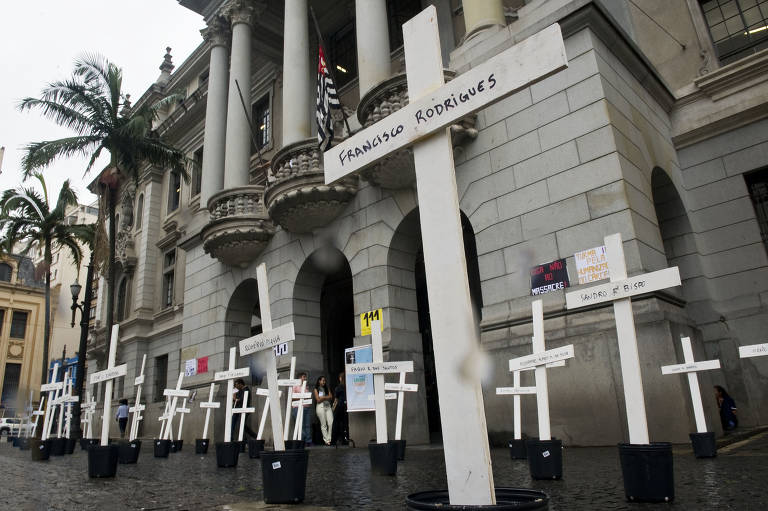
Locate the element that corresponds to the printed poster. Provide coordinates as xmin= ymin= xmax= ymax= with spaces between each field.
xmin=530 ymin=258 xmax=570 ymax=295
xmin=345 ymin=344 xmax=375 ymax=412
xmin=185 ymin=358 xmax=197 ymax=377
xmin=574 ymin=245 xmax=609 ymax=284
xmin=197 ymin=356 xmax=208 ymax=374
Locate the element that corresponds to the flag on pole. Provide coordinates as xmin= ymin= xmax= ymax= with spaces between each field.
xmin=316 ymin=46 xmax=341 ymax=151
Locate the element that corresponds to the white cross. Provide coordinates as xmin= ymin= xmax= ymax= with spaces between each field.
xmin=278 ymin=356 xmax=298 ymax=441
xmin=661 ymin=337 xmax=720 ymax=433
xmin=255 ymin=387 xmax=282 ymax=440
xmin=88 ymin=325 xmax=128 ymax=446
xmin=129 ymin=354 xmax=147 ymax=441
xmin=40 ymin=363 xmax=62 ymax=441
xmin=214 ymin=347 xmax=249 ymax=443
xmin=161 ymin=372 xmax=189 ymax=440
xmin=232 ymin=390 xmax=255 ymax=442
xmin=291 ymin=381 xmax=312 ymax=441
xmin=31 ymin=395 xmax=46 ymax=438
xmin=324 ymin=6 xmax=566 ymax=504
xmin=346 ymin=320 xmax=413 ymax=444
xmin=384 ymin=372 xmax=418 ymax=441
xmin=80 ymin=391 xmax=96 ymax=438
xmin=566 ymin=233 xmax=681 ymax=444
xmin=55 ymin=369 xmax=69 ymax=438
xmin=238 ymin=262 xmax=293 ymax=451
xmin=62 ymin=373 xmax=79 ymax=439
xmin=199 ymin=382 xmax=220 ymax=440
xmin=739 ymin=343 xmax=768 ymax=359
xmin=175 ymin=398 xmax=191 ymax=441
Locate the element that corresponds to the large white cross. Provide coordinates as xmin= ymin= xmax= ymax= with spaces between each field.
xmin=384 ymin=372 xmax=418 ymax=441
xmin=324 ymin=6 xmax=567 ymax=504
xmin=232 ymin=391 xmax=255 ymax=442
xmin=256 ymin=387 xmax=281 ymax=440
xmin=31 ymin=395 xmax=45 ymax=438
xmin=739 ymin=343 xmax=768 ymax=359
xmin=129 ymin=354 xmax=147 ymax=441
xmin=291 ymin=382 xmax=312 ymax=441
xmin=214 ymin=347 xmax=250 ymax=443
xmin=62 ymin=373 xmax=79 ymax=439
xmin=239 ymin=262 xmax=293 ymax=451
xmin=199 ymin=382 xmax=220 ymax=440
xmin=55 ymin=370 xmax=69 ymax=438
xmin=661 ymin=337 xmax=720 ymax=433
xmin=160 ymin=373 xmax=188 ymax=440
xmin=88 ymin=325 xmax=127 ymax=446
xmin=175 ymin=398 xmax=191 ymax=441
xmin=566 ymin=233 xmax=681 ymax=444
xmin=80 ymin=391 xmax=96 ymax=439
xmin=278 ymin=356 xmax=298 ymax=441
xmin=40 ymin=363 xmax=62 ymax=441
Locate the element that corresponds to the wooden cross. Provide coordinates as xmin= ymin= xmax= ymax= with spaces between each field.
xmin=55 ymin=370 xmax=69 ymax=438
xmin=31 ymin=395 xmax=46 ymax=438
xmin=255 ymin=387 xmax=282 ymax=440
xmin=62 ymin=373 xmax=79 ymax=439
xmin=739 ymin=343 xmax=768 ymax=359
xmin=238 ymin=262 xmax=294 ymax=451
xmin=80 ymin=391 xmax=96 ymax=438
xmin=346 ymin=320 xmax=413 ymax=444
xmin=88 ymin=325 xmax=128 ymax=446
xmin=214 ymin=347 xmax=249 ymax=443
xmin=199 ymin=382 xmax=220 ymax=440
xmin=291 ymin=381 xmax=312 ymax=441
xmin=661 ymin=337 xmax=720 ymax=433
xmin=566 ymin=233 xmax=681 ymax=444
xmin=129 ymin=354 xmax=147 ymax=441
xmin=232 ymin=390 xmax=255 ymax=442
xmin=324 ymin=6 xmax=567 ymax=504
xmin=175 ymin=398 xmax=191 ymax=441
xmin=161 ymin=373 xmax=189 ymax=440
xmin=278 ymin=356 xmax=298 ymax=440
xmin=384 ymin=372 xmax=418 ymax=441
xmin=40 ymin=363 xmax=62 ymax=441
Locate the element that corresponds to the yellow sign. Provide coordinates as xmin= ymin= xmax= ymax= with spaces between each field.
xmin=360 ymin=309 xmax=384 ymax=336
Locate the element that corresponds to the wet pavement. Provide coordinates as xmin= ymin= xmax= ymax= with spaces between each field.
xmin=1 ymin=431 xmax=767 ymax=510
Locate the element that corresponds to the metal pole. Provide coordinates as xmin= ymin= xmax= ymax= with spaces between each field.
xmin=70 ymin=259 xmax=94 ymax=440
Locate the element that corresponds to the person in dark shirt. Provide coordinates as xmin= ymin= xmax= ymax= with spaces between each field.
xmin=714 ymin=385 xmax=738 ymax=431
xmin=331 ymin=372 xmax=349 ymax=445
xmin=232 ymin=379 xmax=257 ymax=440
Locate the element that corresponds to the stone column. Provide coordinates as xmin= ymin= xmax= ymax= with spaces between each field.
xmin=223 ymin=1 xmax=257 ymax=189
xmin=200 ymin=18 xmax=230 ymax=209
xmin=356 ymin=0 xmax=391 ymax=97
xmin=462 ymin=0 xmax=505 ymax=41
xmin=282 ymin=0 xmax=311 ymax=146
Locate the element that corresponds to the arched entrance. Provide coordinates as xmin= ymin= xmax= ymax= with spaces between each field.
xmin=225 ymin=278 xmax=263 ymax=386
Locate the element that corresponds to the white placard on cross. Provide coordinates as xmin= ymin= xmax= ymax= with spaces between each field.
xmin=129 ymin=354 xmax=147 ymax=441
xmin=566 ymin=233 xmax=681 ymax=445
xmin=95 ymin=325 xmax=125 ymax=446
xmin=214 ymin=347 xmax=248 ymax=443
xmin=199 ymin=382 xmax=220 ymax=440
xmin=661 ymin=337 xmax=720 ymax=433
xmin=384 ymin=372 xmax=419 ymax=441
xmin=739 ymin=343 xmax=768 ymax=359
xmin=325 ymin=7 xmax=567 ymax=504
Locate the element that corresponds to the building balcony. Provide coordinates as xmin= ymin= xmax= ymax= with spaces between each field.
xmin=201 ymin=185 xmax=276 ymax=267
xmin=265 ymin=139 xmax=358 ymax=233
xmin=357 ymin=72 xmax=478 ymax=189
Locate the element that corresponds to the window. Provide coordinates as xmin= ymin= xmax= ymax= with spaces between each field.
xmin=191 ymin=148 xmax=203 ymax=198
xmin=330 ymin=23 xmax=358 ymax=89
xmin=251 ymin=95 xmax=271 ymax=152
xmin=701 ymin=0 xmax=768 ymax=64
xmin=154 ymin=354 xmax=168 ymax=402
xmin=387 ymin=0 xmax=423 ymax=50
xmin=162 ymin=249 xmax=176 ymax=308
xmin=86 ymin=206 xmax=98 ymax=216
xmin=746 ymin=167 xmax=768 ymax=252
xmin=199 ymin=68 xmax=209 ymax=87
xmin=135 ymin=194 xmax=144 ymax=230
xmin=0 ymin=263 xmax=12 ymax=282
xmin=1 ymin=363 xmax=21 ymax=414
xmin=116 ymin=277 xmax=130 ymax=322
xmin=9 ymin=311 xmax=28 ymax=339
xmin=0 ymin=310 xmax=5 ymax=330
xmin=168 ymin=171 xmax=181 ymax=213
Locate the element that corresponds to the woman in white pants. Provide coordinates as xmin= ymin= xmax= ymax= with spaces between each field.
xmin=313 ymin=376 xmax=334 ymax=446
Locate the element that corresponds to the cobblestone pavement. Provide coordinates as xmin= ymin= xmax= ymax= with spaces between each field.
xmin=1 ymin=431 xmax=766 ymax=510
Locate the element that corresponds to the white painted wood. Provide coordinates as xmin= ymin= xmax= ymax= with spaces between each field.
xmin=661 ymin=360 xmax=721 ymax=375
xmin=565 ymin=267 xmax=681 ymax=309
xmin=324 ymin=23 xmax=567 ymax=184
xmin=200 ymin=383 xmax=219 ymax=440
xmin=514 ymin=371 xmax=522 ymax=440
xmin=508 ymin=345 xmax=575 ymax=371
xmin=158 ymin=399 xmax=170 ymax=439
xmin=391 ymin=372 xmax=418 ymax=440
xmin=371 ymin=321 xmax=388 ymax=444
xmin=531 ymin=301 xmax=551 ymax=441
xmin=100 ymin=325 xmax=122 ymax=446
xmin=255 ymin=263 xmax=286 ymax=451
xmin=41 ymin=364 xmax=60 ymax=441
xmin=292 ymin=381 xmax=308 ymax=441
xmin=129 ymin=354 xmax=147 ymax=441
xmin=162 ymin=373 xmax=186 ymax=441
xmin=222 ymin=348 xmax=236 ymax=443
xmin=283 ymin=357 xmax=296 ymax=441
xmin=89 ymin=364 xmax=128 ymax=385
xmin=176 ymin=398 xmax=190 ymax=440
xmin=233 ymin=390 xmax=255 ymax=442
xmin=495 ymin=386 xmax=537 ymax=395
xmin=31 ymin=396 xmax=45 ymax=438
xmin=239 ymin=323 xmax=295 ymax=355
xmin=347 ymin=361 xmax=414 ymax=374
xmin=739 ymin=343 xmax=768 ymax=358
xmin=384 ymin=382 xmax=419 ymax=393
xmin=57 ymin=370 xmax=69 ymax=438
xmin=255 ymin=388 xmax=280 ymax=440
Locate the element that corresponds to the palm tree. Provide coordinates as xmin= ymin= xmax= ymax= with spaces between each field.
xmin=0 ymin=174 xmax=89 ymax=384
xmin=18 ymin=53 xmax=186 ymax=349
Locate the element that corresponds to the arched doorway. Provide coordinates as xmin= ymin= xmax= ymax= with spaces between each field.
xmin=225 ymin=278 xmax=263 ymax=386
xmin=321 ymin=261 xmax=354 ymax=385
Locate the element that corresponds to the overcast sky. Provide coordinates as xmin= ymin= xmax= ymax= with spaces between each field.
xmin=0 ymin=0 xmax=205 ymax=205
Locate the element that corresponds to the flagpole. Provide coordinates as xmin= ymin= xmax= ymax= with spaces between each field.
xmin=234 ymin=79 xmax=265 ymax=167
xmin=310 ymin=6 xmax=353 ymax=137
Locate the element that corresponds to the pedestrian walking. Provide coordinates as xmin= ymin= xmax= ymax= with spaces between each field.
xmin=115 ymin=399 xmax=129 ymax=438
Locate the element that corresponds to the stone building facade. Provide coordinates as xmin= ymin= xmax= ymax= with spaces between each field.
xmin=87 ymin=0 xmax=768 ymax=446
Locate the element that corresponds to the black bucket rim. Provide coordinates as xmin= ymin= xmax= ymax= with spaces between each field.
xmin=406 ymin=488 xmax=549 ymax=510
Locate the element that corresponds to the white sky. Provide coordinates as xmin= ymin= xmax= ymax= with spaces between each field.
xmin=0 ymin=0 xmax=206 ymax=205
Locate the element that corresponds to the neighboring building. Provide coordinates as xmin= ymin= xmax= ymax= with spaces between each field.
xmin=0 ymin=255 xmax=45 ymax=416
xmin=88 ymin=0 xmax=768 ymax=446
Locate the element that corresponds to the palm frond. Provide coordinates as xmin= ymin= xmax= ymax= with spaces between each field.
xmin=20 ymin=136 xmax=102 ymax=176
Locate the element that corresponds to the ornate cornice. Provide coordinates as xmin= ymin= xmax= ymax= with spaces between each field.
xmin=223 ymin=0 xmax=266 ymax=28
xmin=201 ymin=16 xmax=230 ymax=48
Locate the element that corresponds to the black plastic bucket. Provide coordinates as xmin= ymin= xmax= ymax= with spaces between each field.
xmin=216 ymin=441 xmax=240 ymax=467
xmin=260 ymin=449 xmax=310 ymax=504
xmin=369 ymin=441 xmax=398 ymax=476
xmin=618 ymin=442 xmax=674 ymax=502
xmin=88 ymin=444 xmax=119 ymax=478
xmin=81 ymin=438 xmax=99 ymax=450
xmin=690 ymin=432 xmax=716 ymax=458
xmin=170 ymin=439 xmax=183 ymax=452
xmin=195 ymin=438 xmax=209 ymax=454
xmin=18 ymin=437 xmax=30 ymax=450
xmin=118 ymin=440 xmax=141 ymax=464
xmin=30 ymin=438 xmax=50 ymax=461
xmin=50 ymin=437 xmax=67 ymax=456
xmin=509 ymin=439 xmax=527 ymax=460
xmin=406 ymin=488 xmax=549 ymax=510
xmin=239 ymin=440 xmax=246 ymax=453
xmin=284 ymin=439 xmax=305 ymax=450
xmin=65 ymin=438 xmax=77 ymax=454
xmin=390 ymin=439 xmax=407 ymax=460
xmin=153 ymin=439 xmax=171 ymax=458
xmin=248 ymin=438 xmax=265 ymax=458
xmin=526 ymin=439 xmax=562 ymax=480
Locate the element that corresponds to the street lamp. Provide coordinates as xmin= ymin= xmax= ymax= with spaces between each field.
xmin=69 ymin=259 xmax=94 ymax=440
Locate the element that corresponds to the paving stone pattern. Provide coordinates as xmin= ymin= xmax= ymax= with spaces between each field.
xmin=1 ymin=433 xmax=766 ymax=510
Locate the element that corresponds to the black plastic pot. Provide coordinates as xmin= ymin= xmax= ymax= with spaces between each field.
xmin=50 ymin=437 xmax=67 ymax=456
xmin=260 ymin=449 xmax=310 ymax=504
xmin=406 ymin=488 xmax=550 ymax=510
xmin=195 ymin=438 xmax=209 ymax=454
xmin=30 ymin=438 xmax=50 ymax=461
xmin=248 ymin=438 xmax=265 ymax=458
xmin=690 ymin=432 xmax=716 ymax=458
xmin=526 ymin=439 xmax=562 ymax=480
xmin=239 ymin=440 xmax=246 ymax=453
xmin=284 ymin=439 xmax=305 ymax=450
xmin=81 ymin=438 xmax=99 ymax=450
xmin=390 ymin=439 xmax=407 ymax=460
xmin=509 ymin=439 xmax=527 ymax=460
xmin=18 ymin=437 xmax=30 ymax=450
xmin=170 ymin=439 xmax=184 ymax=452
xmin=216 ymin=441 xmax=240 ymax=467
xmin=369 ymin=441 xmax=398 ymax=476
xmin=65 ymin=437 xmax=77 ymax=454
xmin=88 ymin=444 xmax=119 ymax=478
xmin=153 ymin=439 xmax=171 ymax=458
xmin=618 ymin=443 xmax=674 ymax=502
xmin=118 ymin=440 xmax=141 ymax=464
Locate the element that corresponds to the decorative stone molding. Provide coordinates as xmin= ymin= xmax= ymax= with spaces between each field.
xmin=201 ymin=16 xmax=230 ymax=47
xmin=223 ymin=0 xmax=265 ymax=27
xmin=356 ymin=71 xmax=478 ymax=188
xmin=265 ymin=139 xmax=358 ymax=233
xmin=201 ymin=185 xmax=275 ymax=267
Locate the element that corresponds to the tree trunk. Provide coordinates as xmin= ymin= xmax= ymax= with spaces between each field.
xmin=41 ymin=238 xmax=52 ymax=385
